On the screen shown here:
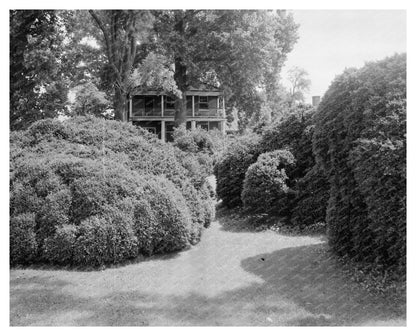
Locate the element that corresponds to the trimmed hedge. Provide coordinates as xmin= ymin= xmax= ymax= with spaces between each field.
xmin=313 ymin=53 xmax=406 ymax=274
xmin=214 ymin=133 xmax=261 ymax=208
xmin=10 ymin=116 xmax=215 ymax=268
xmin=242 ymin=150 xmax=295 ymax=216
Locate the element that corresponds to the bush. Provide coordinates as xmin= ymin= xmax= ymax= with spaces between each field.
xmin=10 ymin=116 xmax=215 ymax=268
xmin=291 ymin=166 xmax=329 ymax=229
xmin=214 ymin=133 xmax=261 ymax=208
xmin=132 ymin=176 xmax=192 ymax=255
xmin=313 ymin=53 xmax=406 ymax=275
xmin=10 ymin=213 xmax=38 ymax=265
xmin=241 ymin=150 xmax=295 ymax=216
xmin=43 ymin=225 xmax=78 ymax=265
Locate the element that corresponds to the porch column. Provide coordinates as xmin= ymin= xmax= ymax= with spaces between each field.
xmin=222 ymin=95 xmax=225 ymax=118
xmin=217 ymin=96 xmax=219 ymax=117
xmin=161 ymin=95 xmax=164 ymax=117
xmin=161 ymin=120 xmax=166 ymax=142
xmin=192 ymin=96 xmax=195 ymax=117
xmin=129 ymin=97 xmax=132 ymax=121
xmin=191 ymin=120 xmax=196 ymax=130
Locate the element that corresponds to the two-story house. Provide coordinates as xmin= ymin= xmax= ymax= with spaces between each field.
xmin=127 ymin=87 xmax=226 ymax=142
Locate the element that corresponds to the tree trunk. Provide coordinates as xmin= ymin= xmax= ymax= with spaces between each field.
xmin=114 ymin=86 xmax=127 ymax=121
xmin=174 ymin=57 xmax=187 ymax=127
xmin=173 ymin=12 xmax=187 ymax=127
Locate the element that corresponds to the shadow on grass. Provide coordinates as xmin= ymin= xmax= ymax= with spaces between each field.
xmin=241 ymin=244 xmax=406 ymax=326
xmin=11 ymin=250 xmax=183 ymax=273
xmin=215 ymin=205 xmax=268 ymax=233
xmin=10 ymin=243 xmax=406 ymax=326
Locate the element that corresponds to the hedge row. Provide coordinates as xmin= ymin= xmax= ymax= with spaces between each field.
xmin=313 ymin=53 xmax=406 ymax=274
xmin=10 ymin=116 xmax=215 ymax=267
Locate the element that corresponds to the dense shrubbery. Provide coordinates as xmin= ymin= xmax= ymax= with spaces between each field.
xmin=214 ymin=133 xmax=261 ymax=207
xmin=313 ymin=54 xmax=406 ymax=275
xmin=215 ymin=110 xmax=329 ymax=230
xmin=10 ymin=116 xmax=215 ymax=267
xmin=242 ymin=150 xmax=295 ymax=216
xmin=291 ymin=166 xmax=329 ymax=229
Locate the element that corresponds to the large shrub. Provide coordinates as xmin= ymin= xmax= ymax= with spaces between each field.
xmin=241 ymin=150 xmax=295 ymax=216
xmin=10 ymin=116 xmax=215 ymax=267
xmin=214 ymin=133 xmax=261 ymax=208
xmin=313 ymin=54 xmax=406 ymax=274
xmin=291 ymin=166 xmax=329 ymax=229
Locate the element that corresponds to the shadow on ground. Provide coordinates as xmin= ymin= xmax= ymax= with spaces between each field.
xmin=241 ymin=244 xmax=406 ymax=326
xmin=10 ymin=243 xmax=405 ymax=326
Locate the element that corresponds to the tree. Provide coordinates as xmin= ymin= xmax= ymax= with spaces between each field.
xmin=88 ymin=10 xmax=154 ymax=121
xmin=70 ymin=82 xmax=110 ymax=117
xmin=287 ymin=66 xmax=311 ymax=106
xmin=10 ymin=10 xmax=70 ymax=130
xmin=152 ymin=10 xmax=298 ymax=126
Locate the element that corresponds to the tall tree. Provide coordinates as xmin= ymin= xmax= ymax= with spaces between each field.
xmin=152 ymin=10 xmax=299 ymax=127
xmin=88 ymin=10 xmax=154 ymax=121
xmin=10 ymin=10 xmax=71 ymax=130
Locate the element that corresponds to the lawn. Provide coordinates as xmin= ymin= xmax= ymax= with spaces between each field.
xmin=10 ymin=206 xmax=405 ymax=326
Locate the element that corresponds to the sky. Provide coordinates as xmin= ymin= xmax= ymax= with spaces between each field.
xmin=281 ymin=10 xmax=407 ymax=104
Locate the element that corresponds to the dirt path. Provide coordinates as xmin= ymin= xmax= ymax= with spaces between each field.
xmin=10 ymin=211 xmax=405 ymax=326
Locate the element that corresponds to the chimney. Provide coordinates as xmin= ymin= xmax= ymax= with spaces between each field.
xmin=312 ymin=96 xmax=321 ymax=107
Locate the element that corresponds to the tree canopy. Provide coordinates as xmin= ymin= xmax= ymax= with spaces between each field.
xmin=10 ymin=9 xmax=299 ymax=130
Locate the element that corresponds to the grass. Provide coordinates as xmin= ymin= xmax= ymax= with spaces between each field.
xmin=10 ymin=206 xmax=406 ymax=326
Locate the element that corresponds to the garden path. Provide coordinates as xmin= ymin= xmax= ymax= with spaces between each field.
xmin=10 ymin=208 xmax=405 ymax=326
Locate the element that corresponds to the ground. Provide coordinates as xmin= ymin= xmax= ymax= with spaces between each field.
xmin=10 ymin=206 xmax=405 ymax=326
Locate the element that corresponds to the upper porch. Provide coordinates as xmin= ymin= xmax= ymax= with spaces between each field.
xmin=128 ymin=89 xmax=226 ymax=121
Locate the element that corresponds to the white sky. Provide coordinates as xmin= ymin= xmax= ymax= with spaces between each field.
xmin=281 ymin=10 xmax=407 ymax=104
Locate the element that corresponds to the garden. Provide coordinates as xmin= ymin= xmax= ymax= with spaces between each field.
xmin=9 ymin=9 xmax=406 ymax=327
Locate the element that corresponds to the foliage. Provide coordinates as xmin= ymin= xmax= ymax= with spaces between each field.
xmin=214 ymin=133 xmax=261 ymax=208
xmin=152 ymin=10 xmax=298 ymax=125
xmin=286 ymin=66 xmax=311 ymax=105
xmin=291 ymin=166 xmax=329 ymax=229
xmin=10 ymin=10 xmax=71 ymax=130
xmin=10 ymin=116 xmax=215 ymax=267
xmin=10 ymin=213 xmax=38 ymax=265
xmin=70 ymin=82 xmax=110 ymax=117
xmin=313 ymin=53 xmax=406 ymax=275
xmin=259 ymin=110 xmax=316 ymax=184
xmin=242 ymin=150 xmax=295 ymax=216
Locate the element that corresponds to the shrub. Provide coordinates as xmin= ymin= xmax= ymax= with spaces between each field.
xmin=259 ymin=112 xmax=315 ymax=184
xmin=10 ymin=116 xmax=215 ymax=267
xmin=241 ymin=150 xmax=295 ymax=216
xmin=133 ymin=176 xmax=192 ymax=255
xmin=43 ymin=225 xmax=78 ymax=265
xmin=10 ymin=213 xmax=38 ymax=265
xmin=291 ymin=166 xmax=329 ymax=229
xmin=313 ymin=53 xmax=406 ymax=275
xmin=214 ymin=133 xmax=261 ymax=207
xmin=173 ymin=125 xmax=214 ymax=154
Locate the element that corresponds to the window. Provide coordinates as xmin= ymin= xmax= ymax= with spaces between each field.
xmin=199 ymin=96 xmax=209 ymax=110
xmin=166 ymin=96 xmax=175 ymax=110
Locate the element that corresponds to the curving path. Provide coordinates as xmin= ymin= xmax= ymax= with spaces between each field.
xmin=10 ymin=208 xmax=406 ymax=326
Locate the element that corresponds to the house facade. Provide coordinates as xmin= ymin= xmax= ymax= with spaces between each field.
xmin=127 ymin=88 xmax=226 ymax=142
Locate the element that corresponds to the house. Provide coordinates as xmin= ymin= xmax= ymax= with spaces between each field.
xmin=127 ymin=88 xmax=226 ymax=142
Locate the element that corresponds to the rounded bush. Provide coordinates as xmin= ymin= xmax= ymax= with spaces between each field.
xmin=242 ymin=150 xmax=295 ymax=215
xmin=214 ymin=133 xmax=261 ymax=208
